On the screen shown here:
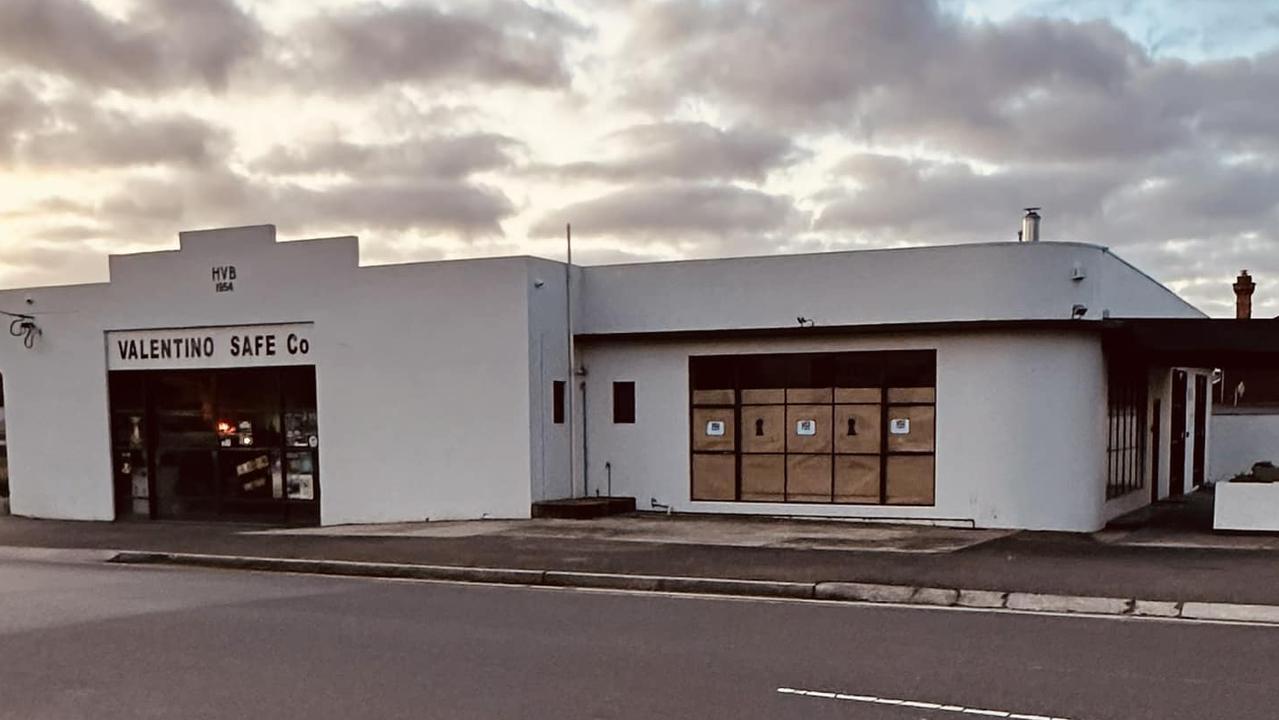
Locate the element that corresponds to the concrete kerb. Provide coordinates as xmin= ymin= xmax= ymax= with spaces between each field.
xmin=109 ymin=552 xmax=546 ymax=585
xmin=107 ymin=551 xmax=1279 ymax=626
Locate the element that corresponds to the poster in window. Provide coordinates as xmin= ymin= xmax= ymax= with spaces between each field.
xmin=287 ymin=453 xmax=315 ymax=500
xmin=286 ymin=411 xmax=319 ymax=448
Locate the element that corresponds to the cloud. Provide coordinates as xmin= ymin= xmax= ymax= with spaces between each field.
xmin=0 ymin=240 xmax=110 ymax=288
xmin=813 ymin=149 xmax=1279 ymax=313
xmin=43 ymin=167 xmax=515 ymax=240
xmin=0 ymin=0 xmax=262 ymax=92
xmin=252 ymin=132 xmax=521 ymax=179
xmin=547 ymin=122 xmax=805 ymax=182
xmin=0 ymin=0 xmax=1275 ymax=318
xmin=284 ymin=0 xmax=582 ymax=91
xmin=532 ymin=183 xmax=806 ymax=239
xmin=622 ymin=0 xmax=1279 ymax=161
xmin=0 ymin=82 xmax=228 ymax=169
xmin=815 ymin=153 xmax=1117 ymax=241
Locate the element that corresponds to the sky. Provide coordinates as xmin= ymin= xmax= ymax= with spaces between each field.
xmin=0 ymin=0 xmax=1277 ymax=316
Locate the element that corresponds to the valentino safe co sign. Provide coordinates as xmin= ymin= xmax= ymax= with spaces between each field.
xmin=107 ymin=322 xmax=314 ymax=370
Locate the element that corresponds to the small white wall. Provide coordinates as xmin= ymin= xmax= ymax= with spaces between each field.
xmin=578 ymin=329 xmax=1109 ymax=532
xmin=1210 ymin=412 xmax=1279 ymax=482
xmin=1214 ymin=480 xmax=1279 ymax=532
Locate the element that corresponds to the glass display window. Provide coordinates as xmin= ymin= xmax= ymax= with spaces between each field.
xmin=107 ymin=365 xmax=319 ymax=524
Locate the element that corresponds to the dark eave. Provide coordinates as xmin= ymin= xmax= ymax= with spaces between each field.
xmin=575 ymin=318 xmax=1098 ymax=344
xmin=1102 ymin=318 xmax=1279 ymax=368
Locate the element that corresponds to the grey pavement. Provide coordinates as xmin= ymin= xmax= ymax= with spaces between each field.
xmin=3 ymin=512 xmax=1279 ymax=605
xmin=253 ymin=514 xmax=1013 ymax=552
xmin=1 ymin=556 xmax=1277 ymax=719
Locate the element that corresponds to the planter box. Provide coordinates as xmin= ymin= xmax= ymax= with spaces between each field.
xmin=1215 ymin=481 xmax=1279 ymax=532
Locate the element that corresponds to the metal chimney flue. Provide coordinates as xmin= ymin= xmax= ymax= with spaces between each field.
xmin=1020 ymin=207 xmax=1041 ymax=243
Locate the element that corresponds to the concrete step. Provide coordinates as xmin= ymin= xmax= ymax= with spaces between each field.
xmin=530 ymin=497 xmax=636 ymax=519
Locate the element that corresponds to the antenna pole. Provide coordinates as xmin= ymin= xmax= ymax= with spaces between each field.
xmin=565 ymin=223 xmax=578 ymax=497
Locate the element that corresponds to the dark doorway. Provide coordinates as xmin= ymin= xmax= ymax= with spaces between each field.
xmin=1193 ymin=374 xmax=1208 ymax=487
xmin=109 ymin=366 xmax=319 ymax=525
xmin=1150 ymin=398 xmax=1162 ymax=503
xmin=1170 ymin=371 xmax=1187 ymax=497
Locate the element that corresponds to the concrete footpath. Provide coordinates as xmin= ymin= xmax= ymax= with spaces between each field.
xmin=4 ymin=512 xmax=1279 ymax=624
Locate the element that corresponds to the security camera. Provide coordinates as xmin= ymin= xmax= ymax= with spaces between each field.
xmin=1071 ymin=304 xmax=1088 ymax=319
xmin=533 ymin=279 xmax=545 ymax=288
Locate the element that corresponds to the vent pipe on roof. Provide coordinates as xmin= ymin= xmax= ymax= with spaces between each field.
xmin=1020 ymin=207 xmax=1041 ymax=243
xmin=1234 ymin=270 xmax=1256 ymax=319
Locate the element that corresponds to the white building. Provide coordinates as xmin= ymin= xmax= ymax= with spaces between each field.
xmin=0 ymin=224 xmax=1231 ymax=532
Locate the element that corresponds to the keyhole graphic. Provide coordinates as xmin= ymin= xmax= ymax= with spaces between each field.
xmin=847 ymin=417 xmax=857 ymax=436
xmin=755 ymin=418 xmax=765 ymax=436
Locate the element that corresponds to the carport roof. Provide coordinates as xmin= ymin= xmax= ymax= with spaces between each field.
xmin=1103 ymin=318 xmax=1279 ymax=368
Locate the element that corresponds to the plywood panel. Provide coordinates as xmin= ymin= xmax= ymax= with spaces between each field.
xmin=692 ymin=389 xmax=735 ymax=405
xmin=786 ymin=405 xmax=833 ymax=453
xmin=692 ymin=454 xmax=736 ymax=501
xmin=834 ymin=404 xmax=881 ymax=454
xmin=887 ymin=387 xmax=935 ymax=404
xmin=692 ymin=408 xmax=736 ymax=452
xmin=835 ymin=455 xmax=880 ymax=504
xmin=787 ymin=387 xmax=833 ymax=404
xmin=741 ymin=388 xmax=785 ymax=405
xmin=741 ymin=405 xmax=785 ymax=453
xmin=886 ymin=455 xmax=934 ymax=505
xmin=741 ymin=454 xmax=784 ymax=501
xmin=886 ymin=405 xmax=935 ymax=453
xmin=834 ymin=387 xmax=881 ymax=404
xmin=786 ymin=454 xmax=832 ymax=502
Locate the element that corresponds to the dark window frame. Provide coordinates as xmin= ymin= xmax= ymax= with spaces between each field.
xmin=1105 ymin=359 xmax=1147 ymax=500
xmin=613 ymin=381 xmax=636 ymax=424
xmin=688 ymin=350 xmax=936 ymax=506
xmin=552 ymin=380 xmax=566 ymax=424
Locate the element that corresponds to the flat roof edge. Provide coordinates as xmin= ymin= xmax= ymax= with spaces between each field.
xmin=575 ymin=318 xmax=1101 ymax=343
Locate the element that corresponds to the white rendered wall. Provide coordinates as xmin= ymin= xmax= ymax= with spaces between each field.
xmin=579 ymin=242 xmax=1202 ymax=336
xmin=577 ymin=330 xmax=1109 ymax=532
xmin=0 ymin=226 xmax=540 ymax=523
xmin=1209 ymin=412 xmax=1279 ymax=482
xmin=0 ymin=283 xmax=116 ymax=520
xmin=526 ymin=258 xmax=573 ymax=502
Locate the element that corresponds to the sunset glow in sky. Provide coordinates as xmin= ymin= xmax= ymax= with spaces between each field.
xmin=1 ymin=0 xmax=1277 ymax=316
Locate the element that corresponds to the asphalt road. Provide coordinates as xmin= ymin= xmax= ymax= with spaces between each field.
xmin=1 ymin=556 xmax=1276 ymax=720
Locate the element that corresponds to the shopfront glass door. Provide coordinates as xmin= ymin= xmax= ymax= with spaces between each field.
xmin=109 ymin=366 xmax=319 ymax=524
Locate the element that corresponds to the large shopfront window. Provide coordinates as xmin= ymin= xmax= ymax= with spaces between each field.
xmin=689 ymin=350 xmax=936 ymax=505
xmin=109 ymin=366 xmax=319 ymax=524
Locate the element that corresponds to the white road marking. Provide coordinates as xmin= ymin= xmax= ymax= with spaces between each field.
xmin=777 ymin=687 xmax=1075 ymax=720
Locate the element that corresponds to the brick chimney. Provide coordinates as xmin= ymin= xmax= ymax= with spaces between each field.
xmin=1233 ymin=270 xmax=1256 ymax=319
